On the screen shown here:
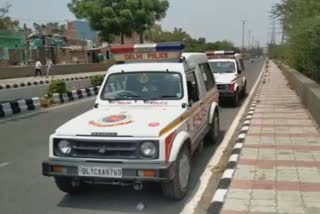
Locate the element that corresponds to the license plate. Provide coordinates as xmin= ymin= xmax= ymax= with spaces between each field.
xmin=78 ymin=166 xmax=123 ymax=178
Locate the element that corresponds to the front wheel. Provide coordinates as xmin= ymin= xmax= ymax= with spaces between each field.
xmin=161 ymin=145 xmax=191 ymax=200
xmin=54 ymin=177 xmax=88 ymax=194
xmin=232 ymin=90 xmax=240 ymax=107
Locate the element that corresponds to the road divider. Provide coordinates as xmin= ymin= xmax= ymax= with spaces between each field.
xmin=0 ymin=74 xmax=105 ymax=91
xmin=0 ymin=97 xmax=40 ymax=118
xmin=52 ymin=86 xmax=100 ymax=104
xmin=0 ymin=85 xmax=100 ymax=119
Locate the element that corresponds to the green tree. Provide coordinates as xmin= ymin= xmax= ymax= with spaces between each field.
xmin=271 ymin=0 xmax=320 ymax=82
xmin=0 ymin=3 xmax=19 ymax=31
xmin=68 ymin=0 xmax=169 ymax=44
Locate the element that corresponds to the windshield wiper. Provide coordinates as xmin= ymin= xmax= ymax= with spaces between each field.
xmin=145 ymin=95 xmax=178 ymax=101
xmin=106 ymin=95 xmax=143 ymax=102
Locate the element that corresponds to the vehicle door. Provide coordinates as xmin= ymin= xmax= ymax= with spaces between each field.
xmin=198 ymin=62 xmax=217 ymax=129
xmin=236 ymin=60 xmax=244 ymax=90
xmin=186 ymin=71 xmax=203 ymax=146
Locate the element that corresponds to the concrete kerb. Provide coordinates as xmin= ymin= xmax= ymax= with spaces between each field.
xmin=52 ymin=86 xmax=101 ymax=105
xmin=0 ymin=74 xmax=106 ymax=91
xmin=0 ymin=97 xmax=40 ymax=118
xmin=206 ymin=60 xmax=269 ymax=214
xmin=0 ymin=84 xmax=99 ymax=119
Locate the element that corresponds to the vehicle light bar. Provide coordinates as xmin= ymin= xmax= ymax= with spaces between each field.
xmin=110 ymin=42 xmax=185 ymax=62
xmin=206 ymin=50 xmax=235 ymax=56
xmin=206 ymin=50 xmax=236 ymax=59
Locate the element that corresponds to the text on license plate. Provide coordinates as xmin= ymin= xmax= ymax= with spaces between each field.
xmin=78 ymin=166 xmax=123 ymax=178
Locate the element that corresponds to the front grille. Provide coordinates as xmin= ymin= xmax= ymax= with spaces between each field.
xmin=54 ymin=140 xmax=140 ymax=159
xmin=217 ymin=84 xmax=229 ymax=90
xmin=217 ymin=85 xmax=225 ymax=90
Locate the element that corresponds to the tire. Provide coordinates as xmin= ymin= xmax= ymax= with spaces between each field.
xmin=54 ymin=177 xmax=88 ymax=194
xmin=161 ymin=145 xmax=191 ymax=200
xmin=232 ymin=90 xmax=240 ymax=107
xmin=205 ymin=111 xmax=220 ymax=144
xmin=241 ymin=82 xmax=247 ymax=98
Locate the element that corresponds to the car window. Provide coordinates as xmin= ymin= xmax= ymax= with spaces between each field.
xmin=186 ymin=72 xmax=200 ymax=103
xmin=101 ymin=72 xmax=183 ymax=101
xmin=199 ymin=63 xmax=216 ymax=91
xmin=209 ymin=61 xmax=236 ymax=74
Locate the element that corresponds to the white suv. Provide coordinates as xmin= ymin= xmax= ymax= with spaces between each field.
xmin=42 ymin=43 xmax=220 ymax=200
xmin=207 ymin=51 xmax=247 ymax=106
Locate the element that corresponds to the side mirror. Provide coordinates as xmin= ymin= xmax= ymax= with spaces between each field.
xmin=237 ymin=69 xmax=242 ymax=74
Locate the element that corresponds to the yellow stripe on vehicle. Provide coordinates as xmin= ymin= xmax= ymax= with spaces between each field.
xmin=159 ymin=92 xmax=219 ymax=136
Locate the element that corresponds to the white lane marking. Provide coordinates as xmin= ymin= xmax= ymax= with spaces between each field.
xmin=48 ymin=97 xmax=95 ymax=111
xmin=180 ymin=62 xmax=266 ymax=214
xmin=0 ymin=162 xmax=10 ymax=168
xmin=211 ymin=189 xmax=228 ymax=202
xmin=0 ymin=97 xmax=95 ymax=124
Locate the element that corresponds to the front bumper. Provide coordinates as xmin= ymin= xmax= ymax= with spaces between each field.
xmin=42 ymin=160 xmax=175 ymax=182
xmin=218 ymin=90 xmax=236 ymax=98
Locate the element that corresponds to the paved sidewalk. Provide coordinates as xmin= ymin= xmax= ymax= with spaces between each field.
xmin=220 ymin=61 xmax=320 ymax=214
xmin=0 ymin=71 xmax=105 ymax=85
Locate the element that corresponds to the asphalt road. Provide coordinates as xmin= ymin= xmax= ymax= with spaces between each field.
xmin=0 ymin=59 xmax=264 ymax=214
xmin=0 ymin=79 xmax=92 ymax=102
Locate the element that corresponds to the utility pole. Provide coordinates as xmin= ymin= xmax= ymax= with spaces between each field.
xmin=271 ymin=18 xmax=276 ymax=46
xmin=23 ymin=23 xmax=29 ymax=64
xmin=248 ymin=30 xmax=251 ymax=50
xmin=241 ymin=20 xmax=247 ymax=53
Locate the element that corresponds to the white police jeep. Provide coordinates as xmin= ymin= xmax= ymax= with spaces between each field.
xmin=207 ymin=51 xmax=247 ymax=106
xmin=42 ymin=42 xmax=220 ymax=200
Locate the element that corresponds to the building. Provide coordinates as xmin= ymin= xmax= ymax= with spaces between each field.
xmin=0 ymin=31 xmax=26 ymax=66
xmin=112 ymin=32 xmax=141 ymax=44
xmin=66 ymin=21 xmax=98 ymax=44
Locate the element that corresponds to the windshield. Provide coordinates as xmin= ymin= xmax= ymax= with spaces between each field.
xmin=101 ymin=72 xmax=183 ymax=101
xmin=210 ymin=61 xmax=236 ymax=73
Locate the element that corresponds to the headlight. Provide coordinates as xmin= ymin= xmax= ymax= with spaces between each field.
xmin=140 ymin=142 xmax=157 ymax=158
xmin=58 ymin=140 xmax=72 ymax=155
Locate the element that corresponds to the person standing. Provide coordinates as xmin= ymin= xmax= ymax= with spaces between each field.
xmin=46 ymin=59 xmax=53 ymax=78
xmin=35 ymin=60 xmax=43 ymax=77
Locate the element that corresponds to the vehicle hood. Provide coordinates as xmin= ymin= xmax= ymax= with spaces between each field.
xmin=55 ymin=107 xmax=185 ymax=137
xmin=214 ymin=73 xmax=238 ymax=84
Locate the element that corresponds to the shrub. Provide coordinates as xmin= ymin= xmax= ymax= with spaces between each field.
xmin=40 ymin=95 xmax=54 ymax=108
xmin=90 ymin=75 xmax=105 ymax=86
xmin=47 ymin=80 xmax=67 ymax=97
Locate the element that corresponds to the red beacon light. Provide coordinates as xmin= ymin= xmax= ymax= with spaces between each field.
xmin=110 ymin=42 xmax=185 ymax=62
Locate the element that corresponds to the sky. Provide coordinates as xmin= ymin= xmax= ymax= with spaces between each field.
xmin=4 ymin=0 xmax=281 ymax=47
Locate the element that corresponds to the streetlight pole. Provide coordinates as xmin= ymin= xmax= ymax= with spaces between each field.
xmin=241 ymin=20 xmax=247 ymax=53
xmin=248 ymin=30 xmax=251 ymax=50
